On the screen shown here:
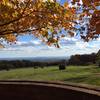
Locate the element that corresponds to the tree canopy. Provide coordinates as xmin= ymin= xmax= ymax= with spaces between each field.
xmin=0 ymin=0 xmax=100 ymax=47
xmin=73 ymin=0 xmax=100 ymax=41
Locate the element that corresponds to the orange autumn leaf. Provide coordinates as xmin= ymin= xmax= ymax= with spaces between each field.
xmin=0 ymin=0 xmax=100 ymax=47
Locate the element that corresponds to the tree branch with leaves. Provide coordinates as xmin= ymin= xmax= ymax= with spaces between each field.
xmin=0 ymin=0 xmax=100 ymax=47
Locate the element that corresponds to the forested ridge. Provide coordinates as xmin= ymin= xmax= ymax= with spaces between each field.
xmin=0 ymin=50 xmax=100 ymax=70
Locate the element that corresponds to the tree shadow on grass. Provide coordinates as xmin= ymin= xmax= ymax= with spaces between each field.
xmin=64 ymin=76 xmax=88 ymax=83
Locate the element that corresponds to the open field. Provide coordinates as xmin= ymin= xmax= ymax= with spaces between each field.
xmin=0 ymin=65 xmax=100 ymax=86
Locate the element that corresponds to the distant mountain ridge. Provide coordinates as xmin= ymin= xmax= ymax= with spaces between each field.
xmin=0 ymin=56 xmax=69 ymax=62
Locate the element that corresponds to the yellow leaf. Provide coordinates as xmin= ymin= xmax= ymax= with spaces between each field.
xmin=64 ymin=2 xmax=69 ymax=9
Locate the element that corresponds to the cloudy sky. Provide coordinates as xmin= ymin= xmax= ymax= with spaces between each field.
xmin=0 ymin=34 xmax=100 ymax=58
xmin=0 ymin=0 xmax=100 ymax=58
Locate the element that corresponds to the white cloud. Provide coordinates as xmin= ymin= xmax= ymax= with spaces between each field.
xmin=0 ymin=37 xmax=100 ymax=58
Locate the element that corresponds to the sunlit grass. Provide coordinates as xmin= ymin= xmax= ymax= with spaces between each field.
xmin=0 ymin=65 xmax=100 ymax=86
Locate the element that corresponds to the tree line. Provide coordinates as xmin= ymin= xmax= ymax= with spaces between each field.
xmin=0 ymin=50 xmax=100 ymax=71
xmin=0 ymin=60 xmax=64 ymax=71
xmin=68 ymin=53 xmax=96 ymax=66
xmin=68 ymin=50 xmax=100 ymax=66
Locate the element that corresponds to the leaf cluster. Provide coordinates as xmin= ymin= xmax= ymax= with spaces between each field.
xmin=0 ymin=0 xmax=100 ymax=47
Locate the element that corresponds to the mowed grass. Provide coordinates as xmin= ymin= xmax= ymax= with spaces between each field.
xmin=0 ymin=65 xmax=100 ymax=86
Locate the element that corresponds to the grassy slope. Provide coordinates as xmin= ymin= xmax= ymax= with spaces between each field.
xmin=0 ymin=65 xmax=100 ymax=86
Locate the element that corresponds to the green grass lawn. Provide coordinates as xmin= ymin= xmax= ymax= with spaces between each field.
xmin=0 ymin=65 xmax=100 ymax=86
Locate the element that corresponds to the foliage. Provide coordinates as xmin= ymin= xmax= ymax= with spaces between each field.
xmin=0 ymin=0 xmax=100 ymax=47
xmin=96 ymin=50 xmax=100 ymax=66
xmin=0 ymin=0 xmax=76 ymax=47
xmin=74 ymin=0 xmax=100 ymax=41
xmin=68 ymin=53 xmax=96 ymax=66
xmin=0 ymin=59 xmax=64 ymax=70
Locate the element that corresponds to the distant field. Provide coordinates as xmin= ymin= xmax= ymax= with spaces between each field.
xmin=0 ymin=65 xmax=100 ymax=86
